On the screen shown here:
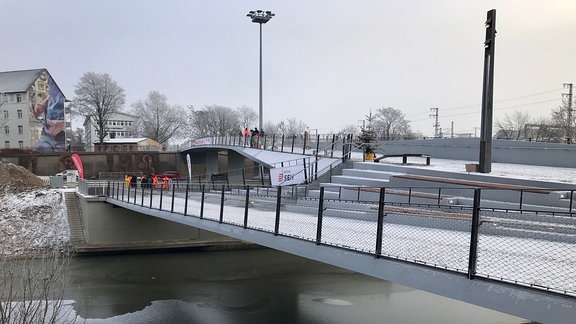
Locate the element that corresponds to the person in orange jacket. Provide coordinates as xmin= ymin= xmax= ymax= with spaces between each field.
xmin=162 ymin=175 xmax=169 ymax=189
xmin=151 ymin=174 xmax=158 ymax=189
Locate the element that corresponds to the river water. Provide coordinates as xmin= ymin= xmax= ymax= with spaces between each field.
xmin=22 ymin=249 xmax=530 ymax=323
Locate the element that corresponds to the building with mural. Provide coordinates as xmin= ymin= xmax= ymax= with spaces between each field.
xmin=0 ymin=68 xmax=67 ymax=152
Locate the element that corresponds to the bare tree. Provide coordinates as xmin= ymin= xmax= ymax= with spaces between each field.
xmin=276 ymin=118 xmax=307 ymax=136
xmin=495 ymin=110 xmax=531 ymax=140
xmin=187 ymin=105 xmax=240 ymax=137
xmin=551 ymin=98 xmax=575 ymax=141
xmin=373 ymin=107 xmax=412 ymax=140
xmin=131 ymin=91 xmax=185 ymax=144
xmin=236 ymin=105 xmax=258 ymax=129
xmin=71 ymin=72 xmax=125 ymax=147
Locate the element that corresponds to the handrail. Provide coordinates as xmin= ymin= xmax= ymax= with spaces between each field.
xmin=95 ymin=179 xmax=576 ymax=299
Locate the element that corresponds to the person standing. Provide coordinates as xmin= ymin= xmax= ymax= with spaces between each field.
xmin=152 ymin=174 xmax=158 ymax=189
xmin=162 ymin=175 xmax=169 ymax=189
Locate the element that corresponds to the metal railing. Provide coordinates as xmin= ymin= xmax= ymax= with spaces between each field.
xmin=180 ymin=133 xmax=355 ymax=160
xmin=83 ymin=179 xmax=576 ymax=298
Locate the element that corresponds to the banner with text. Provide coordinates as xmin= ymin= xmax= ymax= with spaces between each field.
xmin=269 ymin=164 xmax=307 ymax=186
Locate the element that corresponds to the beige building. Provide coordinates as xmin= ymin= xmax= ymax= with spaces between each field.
xmin=0 ymin=68 xmax=67 ymax=151
xmin=84 ymin=111 xmax=138 ymax=151
xmin=97 ymin=137 xmax=163 ymax=152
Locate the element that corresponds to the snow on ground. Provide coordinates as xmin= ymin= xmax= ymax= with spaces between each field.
xmin=0 ymin=189 xmax=70 ymax=257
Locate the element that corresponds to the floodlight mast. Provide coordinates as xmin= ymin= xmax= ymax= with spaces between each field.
xmin=247 ymin=10 xmax=275 ymax=132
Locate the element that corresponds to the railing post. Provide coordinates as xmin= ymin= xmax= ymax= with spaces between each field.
xmin=375 ymin=187 xmax=386 ymax=257
xmin=274 ymin=186 xmax=282 ymax=235
xmin=244 ymin=186 xmax=250 ymax=228
xmin=141 ymin=186 xmax=145 ymax=206
xmin=330 ymin=134 xmax=336 ymax=158
xmin=408 ymin=187 xmax=412 ymax=205
xmin=468 ymin=188 xmax=482 ymax=279
xmin=272 ymin=134 xmax=276 ymax=151
xmin=437 ymin=188 xmax=442 ymax=206
xmin=219 ymin=185 xmax=225 ymax=223
xmin=121 ymin=182 xmax=125 ymax=201
xmin=316 ymin=187 xmax=325 ymax=245
xmin=519 ymin=189 xmax=524 ymax=210
xmin=570 ymin=190 xmax=574 ymax=214
xmin=302 ymin=158 xmax=308 ymax=184
xmin=290 ymin=135 xmax=295 ymax=153
xmin=159 ymin=185 xmax=164 ymax=210
xmin=281 ymin=134 xmax=285 ymax=152
xmin=200 ymin=184 xmax=205 ymax=219
xmin=184 ymin=183 xmax=189 ymax=216
xmin=171 ymin=184 xmax=176 ymax=213
xmin=149 ymin=185 xmax=153 ymax=208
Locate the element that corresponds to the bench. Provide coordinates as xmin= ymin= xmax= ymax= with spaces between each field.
xmin=374 ymin=154 xmax=431 ymax=165
xmin=393 ymin=174 xmax=551 ymax=193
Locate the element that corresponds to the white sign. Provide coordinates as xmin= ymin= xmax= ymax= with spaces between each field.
xmin=270 ymin=165 xmax=307 ymax=186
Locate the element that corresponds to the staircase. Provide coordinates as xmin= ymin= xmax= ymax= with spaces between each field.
xmin=64 ymin=191 xmax=86 ymax=248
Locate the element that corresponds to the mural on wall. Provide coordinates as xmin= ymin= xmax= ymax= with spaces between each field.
xmin=29 ymin=71 xmax=66 ymax=152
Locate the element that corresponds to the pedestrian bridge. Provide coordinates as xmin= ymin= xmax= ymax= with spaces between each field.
xmin=79 ymin=176 xmax=576 ymax=323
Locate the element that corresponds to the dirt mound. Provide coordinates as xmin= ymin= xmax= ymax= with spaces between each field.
xmin=0 ymin=162 xmax=48 ymax=195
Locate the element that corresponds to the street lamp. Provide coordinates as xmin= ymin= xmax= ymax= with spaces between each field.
xmin=246 ymin=10 xmax=275 ymax=132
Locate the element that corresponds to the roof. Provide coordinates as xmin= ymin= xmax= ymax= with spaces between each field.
xmin=0 ymin=68 xmax=44 ymax=93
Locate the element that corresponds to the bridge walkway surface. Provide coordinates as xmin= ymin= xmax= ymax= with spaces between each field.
xmin=82 ymin=179 xmax=576 ymax=324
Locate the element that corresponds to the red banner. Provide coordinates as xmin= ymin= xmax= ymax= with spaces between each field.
xmin=70 ymin=154 xmax=84 ymax=179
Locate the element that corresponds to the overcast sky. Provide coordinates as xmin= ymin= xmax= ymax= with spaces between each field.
xmin=1 ymin=0 xmax=575 ymax=136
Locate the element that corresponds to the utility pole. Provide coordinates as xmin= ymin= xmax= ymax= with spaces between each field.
xmin=479 ymin=9 xmax=496 ymax=173
xmin=563 ymin=83 xmax=573 ymax=143
xmin=429 ymin=108 xmax=440 ymax=138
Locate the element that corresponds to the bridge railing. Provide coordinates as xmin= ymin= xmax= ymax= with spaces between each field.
xmin=181 ymin=133 xmax=355 ymax=160
xmin=90 ymin=180 xmax=576 ymax=298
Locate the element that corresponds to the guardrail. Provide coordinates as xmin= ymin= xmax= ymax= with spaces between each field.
xmin=81 ymin=179 xmax=576 ymax=298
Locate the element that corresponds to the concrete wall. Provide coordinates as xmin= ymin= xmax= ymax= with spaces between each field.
xmin=377 ymin=138 xmax=576 ymax=168
xmin=77 ymin=194 xmax=231 ymax=246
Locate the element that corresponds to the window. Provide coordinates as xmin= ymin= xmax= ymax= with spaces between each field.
xmin=16 ymin=94 xmax=22 ymax=103
xmin=4 ymin=141 xmax=9 ymax=149
xmin=3 ymin=110 xmax=8 ymax=118
xmin=18 ymin=125 xmax=23 ymax=135
xmin=17 ymin=110 xmax=22 ymax=118
xmin=18 ymin=141 xmax=23 ymax=149
xmin=4 ymin=125 xmax=8 ymax=135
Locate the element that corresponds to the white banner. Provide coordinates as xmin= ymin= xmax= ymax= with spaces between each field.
xmin=186 ymin=154 xmax=192 ymax=181
xmin=189 ymin=137 xmax=212 ymax=146
xmin=270 ymin=165 xmax=307 ymax=186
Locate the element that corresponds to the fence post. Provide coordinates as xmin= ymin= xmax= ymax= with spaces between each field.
xmin=200 ymin=184 xmax=205 ymax=219
xmin=468 ymin=188 xmax=482 ymax=279
xmin=218 ymin=185 xmax=225 ymax=223
xmin=159 ymin=185 xmax=163 ymax=210
xmin=375 ymin=187 xmax=386 ymax=257
xmin=244 ymin=186 xmax=250 ymax=228
xmin=149 ymin=185 xmax=153 ymax=208
xmin=570 ymin=190 xmax=574 ymax=214
xmin=184 ymin=183 xmax=189 ymax=216
xmin=274 ymin=186 xmax=282 ymax=235
xmin=519 ymin=189 xmax=524 ymax=210
xmin=437 ymin=188 xmax=442 ymax=206
xmin=171 ymin=184 xmax=176 ymax=213
xmin=316 ymin=187 xmax=325 ymax=245
xmin=141 ymin=186 xmax=145 ymax=206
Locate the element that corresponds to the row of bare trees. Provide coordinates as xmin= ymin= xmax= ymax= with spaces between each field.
xmin=495 ymin=98 xmax=575 ymax=142
xmin=69 ymin=72 xmax=316 ymax=146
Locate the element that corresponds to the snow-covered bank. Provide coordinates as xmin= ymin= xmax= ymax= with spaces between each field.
xmin=0 ymin=162 xmax=70 ymax=257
